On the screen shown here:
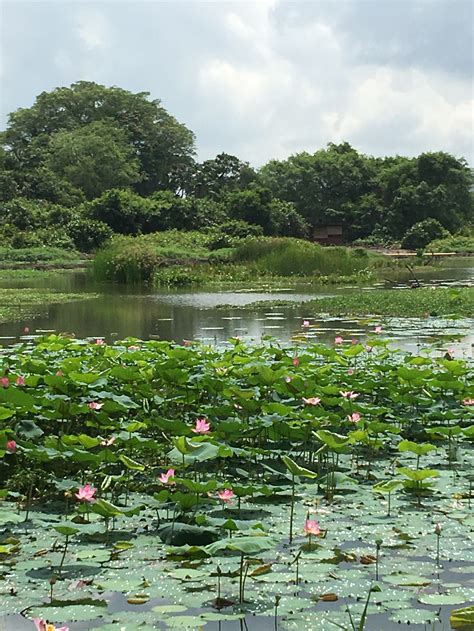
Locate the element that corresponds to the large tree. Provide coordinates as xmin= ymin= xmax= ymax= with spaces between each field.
xmin=1 ymin=81 xmax=196 ymax=200
xmin=190 ymin=152 xmax=256 ymax=199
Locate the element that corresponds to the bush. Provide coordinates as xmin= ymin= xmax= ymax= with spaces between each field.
xmin=401 ymin=219 xmax=447 ymax=250
xmin=233 ymin=237 xmax=372 ymax=276
xmin=67 ymin=218 xmax=113 ymax=252
xmin=92 ymin=237 xmax=162 ymax=283
xmin=205 ymin=220 xmax=263 ymax=250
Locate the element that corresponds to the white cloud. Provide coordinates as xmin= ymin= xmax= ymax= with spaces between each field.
xmin=1 ymin=0 xmax=472 ymax=164
xmin=75 ymin=10 xmax=110 ymax=51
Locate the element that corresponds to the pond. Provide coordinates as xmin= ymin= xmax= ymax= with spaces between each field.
xmin=0 ymin=258 xmax=473 ymax=356
xmin=0 ymin=335 xmax=473 ymax=631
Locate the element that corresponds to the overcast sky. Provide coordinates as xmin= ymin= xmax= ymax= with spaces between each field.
xmin=1 ymin=0 xmax=473 ymax=165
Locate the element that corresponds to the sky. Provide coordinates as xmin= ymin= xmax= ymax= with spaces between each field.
xmin=1 ymin=0 xmax=473 ymax=166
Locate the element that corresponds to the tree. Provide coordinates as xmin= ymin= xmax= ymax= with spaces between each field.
xmin=190 ymin=153 xmax=257 ymax=199
xmin=259 ymin=142 xmax=376 ymax=227
xmin=401 ymin=218 xmax=447 ymax=250
xmin=1 ymin=81 xmax=196 ymax=198
xmin=46 ymin=121 xmax=141 ymax=200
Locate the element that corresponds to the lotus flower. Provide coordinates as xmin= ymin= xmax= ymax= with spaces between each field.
xmin=74 ymin=484 xmax=97 ymax=503
xmin=95 ymin=338 xmax=105 ymax=345
xmin=16 ymin=375 xmax=26 ymax=386
xmin=56 ymin=370 xmax=64 ymax=377
xmin=302 ymin=320 xmax=310 ymax=327
xmin=192 ymin=418 xmax=211 ymax=434
xmin=285 ymin=376 xmax=292 ymax=383
xmin=6 ymin=440 xmax=17 ymax=453
xmin=218 ymin=489 xmax=234 ymax=502
xmin=462 ymin=398 xmax=474 ymax=406
xmin=374 ymin=325 xmax=382 ymax=334
xmin=351 ymin=338 xmax=358 ymax=345
xmin=292 ymin=357 xmax=300 ymax=367
xmin=365 ymin=345 xmax=373 ymax=353
xmin=347 ymin=368 xmax=355 ymax=376
xmin=334 ymin=336 xmax=343 ymax=345
xmin=304 ymin=519 xmax=321 ymax=536
xmin=1 ymin=377 xmax=9 ymax=388
xmin=183 ymin=340 xmax=192 ymax=347
xmin=303 ymin=397 xmax=321 ymax=406
xmin=340 ymin=391 xmax=359 ymax=400
xmin=348 ymin=412 xmax=361 ymax=423
xmin=24 ymin=326 xmax=30 ymax=334
xmin=159 ymin=468 xmax=175 ymax=485
xmin=100 ymin=436 xmax=116 ymax=447
xmin=33 ymin=619 xmax=69 ymax=631
xmin=87 ymin=401 xmax=103 ymax=410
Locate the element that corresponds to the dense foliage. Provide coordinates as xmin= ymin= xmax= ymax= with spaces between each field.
xmin=0 ymin=336 xmax=473 ymax=629
xmin=1 ymin=82 xmax=472 ymax=253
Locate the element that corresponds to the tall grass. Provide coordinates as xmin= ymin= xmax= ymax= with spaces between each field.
xmin=233 ymin=238 xmax=372 ymax=276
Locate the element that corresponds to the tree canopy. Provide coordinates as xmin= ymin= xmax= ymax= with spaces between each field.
xmin=1 ymin=83 xmax=472 ymax=250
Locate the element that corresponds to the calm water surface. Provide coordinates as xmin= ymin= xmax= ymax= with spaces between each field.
xmin=0 ymin=258 xmax=472 ymax=355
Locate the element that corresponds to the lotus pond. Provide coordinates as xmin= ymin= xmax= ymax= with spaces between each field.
xmin=0 ymin=334 xmax=473 ymax=631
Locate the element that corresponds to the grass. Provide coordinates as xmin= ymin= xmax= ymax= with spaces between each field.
xmin=0 ymin=288 xmax=97 ymax=324
xmin=232 ymin=237 xmax=377 ymax=276
xmin=0 ymin=246 xmax=84 ymax=268
xmin=426 ymin=234 xmax=474 ymax=254
xmin=230 ymin=287 xmax=474 ymax=318
xmin=92 ymin=233 xmax=389 ymax=286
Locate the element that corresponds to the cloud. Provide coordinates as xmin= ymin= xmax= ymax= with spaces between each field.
xmin=75 ymin=9 xmax=110 ymax=51
xmin=1 ymin=0 xmax=472 ymax=164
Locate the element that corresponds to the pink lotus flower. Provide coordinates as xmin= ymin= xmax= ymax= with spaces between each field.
xmin=75 ymin=484 xmax=97 ymax=503
xmin=87 ymin=401 xmax=103 ymax=411
xmin=285 ymin=376 xmax=292 ymax=383
xmin=304 ymin=519 xmax=321 ymax=536
xmin=347 ymin=368 xmax=355 ymax=376
xmin=16 ymin=375 xmax=26 ymax=386
xmin=128 ymin=345 xmax=139 ymax=351
xmin=351 ymin=338 xmax=358 ymax=345
xmin=183 ymin=340 xmax=192 ymax=347
xmin=6 ymin=440 xmax=17 ymax=453
xmin=302 ymin=320 xmax=310 ymax=327
xmin=56 ymin=370 xmax=64 ymax=377
xmin=95 ymin=338 xmax=105 ymax=345
xmin=218 ymin=489 xmax=234 ymax=503
xmin=340 ymin=391 xmax=359 ymax=400
xmin=292 ymin=357 xmax=300 ymax=367
xmin=462 ymin=398 xmax=474 ymax=406
xmin=348 ymin=412 xmax=361 ymax=423
xmin=303 ymin=397 xmax=321 ymax=406
xmin=33 ymin=620 xmax=69 ymax=631
xmin=334 ymin=336 xmax=343 ymax=345
xmin=159 ymin=468 xmax=175 ymax=485
xmin=374 ymin=325 xmax=382 ymax=334
xmin=24 ymin=326 xmax=30 ymax=334
xmin=192 ymin=418 xmax=211 ymax=434
xmin=1 ymin=377 xmax=9 ymax=388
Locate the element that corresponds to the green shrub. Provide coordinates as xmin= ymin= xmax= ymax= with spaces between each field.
xmin=426 ymin=234 xmax=474 ymax=254
xmin=92 ymin=237 xmax=162 ymax=283
xmin=401 ymin=219 xmax=447 ymax=250
xmin=67 ymin=218 xmax=113 ymax=252
xmin=233 ymin=237 xmax=372 ymax=276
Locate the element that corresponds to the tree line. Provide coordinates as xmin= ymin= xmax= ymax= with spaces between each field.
xmin=1 ymin=81 xmax=472 ymax=251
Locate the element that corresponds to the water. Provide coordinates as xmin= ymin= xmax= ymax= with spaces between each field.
xmin=0 ymin=259 xmax=472 ymax=355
